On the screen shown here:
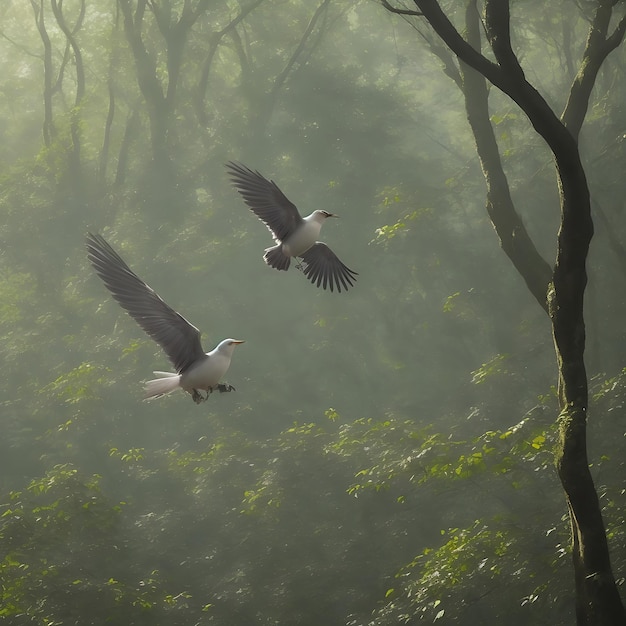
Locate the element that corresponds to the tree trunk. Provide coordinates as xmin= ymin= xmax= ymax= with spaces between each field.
xmin=383 ymin=1 xmax=626 ymax=622
xmin=30 ymin=0 xmax=54 ymax=149
xmin=549 ymin=145 xmax=625 ymax=624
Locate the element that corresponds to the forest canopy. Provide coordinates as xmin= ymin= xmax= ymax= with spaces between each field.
xmin=0 ymin=1 xmax=625 ymax=624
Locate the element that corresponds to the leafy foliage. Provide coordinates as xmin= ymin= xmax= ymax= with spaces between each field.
xmin=0 ymin=1 xmax=624 ymax=624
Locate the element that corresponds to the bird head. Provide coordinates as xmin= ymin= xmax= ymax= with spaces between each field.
xmin=313 ymin=210 xmax=338 ymax=222
xmin=217 ymin=339 xmax=245 ymax=355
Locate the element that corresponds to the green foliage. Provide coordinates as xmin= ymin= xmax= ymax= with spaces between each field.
xmin=442 ymin=291 xmax=461 ymax=313
xmin=1 ymin=465 xmax=118 ymax=621
xmin=590 ymin=368 xmax=626 ymax=402
xmin=41 ymin=362 xmax=111 ymax=405
xmin=0 ymin=1 xmax=623 ymax=624
xmin=0 ymin=464 xmax=195 ymax=624
xmin=374 ymin=209 xmax=430 ymax=244
xmin=471 ymin=354 xmax=510 ymax=385
xmin=110 ymin=447 xmax=145 ymax=463
xmin=375 ymin=520 xmax=532 ymax=624
xmin=373 ymin=186 xmax=433 ymax=245
xmin=241 ymin=474 xmax=283 ymax=517
xmin=334 ymin=408 xmax=556 ymax=497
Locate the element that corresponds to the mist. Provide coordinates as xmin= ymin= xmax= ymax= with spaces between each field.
xmin=1 ymin=1 xmax=625 ymax=624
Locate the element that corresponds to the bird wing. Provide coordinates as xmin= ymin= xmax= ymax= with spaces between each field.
xmin=86 ymin=233 xmax=206 ymax=374
xmin=300 ymin=243 xmax=358 ymax=293
xmin=226 ymin=161 xmax=303 ymax=242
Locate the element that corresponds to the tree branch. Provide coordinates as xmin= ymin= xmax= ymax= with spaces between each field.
xmin=380 ymin=0 xmax=422 ymax=16
xmin=460 ymin=0 xmax=552 ymax=311
xmin=562 ymin=3 xmax=626 ymax=137
xmin=413 ymin=0 xmax=578 ymax=167
xmin=271 ymin=0 xmax=332 ymax=98
xmin=412 ymin=0 xmax=502 ymax=84
xmin=51 ymin=0 xmax=85 ymax=106
xmin=483 ymin=0 xmax=524 ymax=79
xmin=30 ymin=0 xmax=54 ymax=147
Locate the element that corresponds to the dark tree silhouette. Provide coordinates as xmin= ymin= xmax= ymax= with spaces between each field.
xmin=382 ymin=1 xmax=626 ymax=624
xmin=117 ymin=0 xmax=209 ymax=185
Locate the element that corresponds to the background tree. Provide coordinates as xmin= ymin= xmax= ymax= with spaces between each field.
xmin=0 ymin=0 xmax=624 ymax=624
xmin=382 ymin=1 xmax=626 ymax=623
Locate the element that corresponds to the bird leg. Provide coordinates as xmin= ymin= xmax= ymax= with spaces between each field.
xmin=191 ymin=385 xmax=234 ymax=403
xmin=191 ymin=388 xmax=208 ymax=404
xmin=217 ymin=383 xmax=235 ymax=393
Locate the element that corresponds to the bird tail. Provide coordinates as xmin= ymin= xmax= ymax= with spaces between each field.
xmin=144 ymin=372 xmax=181 ymax=400
xmin=263 ymin=245 xmax=290 ymax=271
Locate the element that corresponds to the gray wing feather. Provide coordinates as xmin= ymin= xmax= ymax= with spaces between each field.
xmin=226 ymin=161 xmax=303 ymax=242
xmin=300 ymin=243 xmax=358 ymax=293
xmin=86 ymin=233 xmax=205 ymax=374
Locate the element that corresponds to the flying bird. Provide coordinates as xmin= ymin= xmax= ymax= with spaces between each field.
xmin=226 ymin=161 xmax=358 ymax=292
xmin=86 ymin=233 xmax=244 ymax=404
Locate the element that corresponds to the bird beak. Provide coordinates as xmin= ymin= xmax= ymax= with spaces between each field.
xmin=232 ymin=340 xmax=245 ymax=344
xmin=329 ymin=213 xmax=339 ymax=218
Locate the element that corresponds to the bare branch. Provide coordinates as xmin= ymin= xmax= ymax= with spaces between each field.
xmin=483 ymin=0 xmax=524 ymax=79
xmin=380 ymin=0 xmax=422 ymax=16
xmin=30 ymin=0 xmax=54 ymax=147
xmin=51 ymin=0 xmax=85 ymax=106
xmin=194 ymin=0 xmax=265 ymax=124
xmin=271 ymin=0 xmax=332 ymax=97
xmin=605 ymin=14 xmax=626 ymax=51
xmin=413 ymin=0 xmax=502 ymax=86
xmin=426 ymin=35 xmax=461 ymax=87
xmin=562 ymin=2 xmax=626 ymax=137
xmin=0 ymin=29 xmax=42 ymax=59
xmin=460 ymin=0 xmax=551 ymax=310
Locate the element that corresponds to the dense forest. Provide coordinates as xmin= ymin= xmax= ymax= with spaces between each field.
xmin=1 ymin=1 xmax=625 ymax=624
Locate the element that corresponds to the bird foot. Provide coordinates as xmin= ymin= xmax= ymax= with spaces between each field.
xmin=191 ymin=388 xmax=208 ymax=404
xmin=191 ymin=385 xmax=234 ymax=403
xmin=217 ymin=383 xmax=235 ymax=393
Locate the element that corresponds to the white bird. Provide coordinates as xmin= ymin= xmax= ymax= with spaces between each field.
xmin=86 ymin=233 xmax=244 ymax=404
xmin=226 ymin=162 xmax=358 ymax=293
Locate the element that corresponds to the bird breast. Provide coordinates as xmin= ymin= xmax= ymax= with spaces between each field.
xmin=180 ymin=353 xmax=231 ymax=391
xmin=282 ymin=219 xmax=322 ymax=257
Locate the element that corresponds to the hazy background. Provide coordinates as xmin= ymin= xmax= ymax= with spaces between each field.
xmin=0 ymin=1 xmax=624 ymax=624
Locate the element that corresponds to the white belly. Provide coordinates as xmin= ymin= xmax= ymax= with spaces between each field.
xmin=282 ymin=221 xmax=322 ymax=257
xmin=180 ymin=354 xmax=230 ymax=391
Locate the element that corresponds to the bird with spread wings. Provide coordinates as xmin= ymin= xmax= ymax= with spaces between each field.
xmin=86 ymin=233 xmax=244 ymax=404
xmin=227 ymin=162 xmax=358 ymax=293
